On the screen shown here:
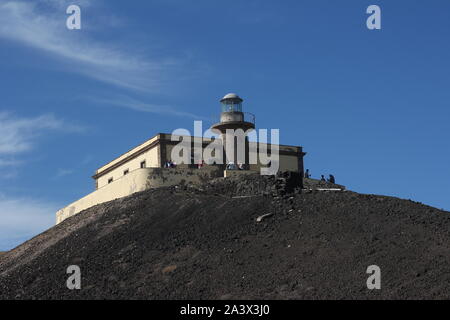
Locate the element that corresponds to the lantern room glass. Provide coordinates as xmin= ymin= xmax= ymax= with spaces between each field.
xmin=221 ymin=101 xmax=242 ymax=112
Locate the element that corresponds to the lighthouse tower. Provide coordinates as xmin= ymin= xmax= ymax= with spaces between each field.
xmin=211 ymin=93 xmax=255 ymax=167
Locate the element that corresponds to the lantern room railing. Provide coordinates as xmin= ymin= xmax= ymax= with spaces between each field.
xmin=243 ymin=112 xmax=256 ymax=125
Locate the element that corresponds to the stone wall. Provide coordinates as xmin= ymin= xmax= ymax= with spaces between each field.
xmin=201 ymin=171 xmax=303 ymax=198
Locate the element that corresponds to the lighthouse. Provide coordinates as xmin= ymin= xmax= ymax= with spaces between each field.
xmin=211 ymin=93 xmax=255 ymax=168
xmin=57 ymin=93 xmax=306 ymax=224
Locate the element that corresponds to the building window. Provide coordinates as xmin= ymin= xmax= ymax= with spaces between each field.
xmin=140 ymin=160 xmax=146 ymax=168
xmin=124 ymin=169 xmax=129 ymax=176
xmin=108 ymin=177 xmax=113 ymax=184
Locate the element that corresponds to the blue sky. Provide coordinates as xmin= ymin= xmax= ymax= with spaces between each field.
xmin=1 ymin=0 xmax=449 ymax=250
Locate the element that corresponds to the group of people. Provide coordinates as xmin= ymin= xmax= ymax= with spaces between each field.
xmin=226 ymin=162 xmax=245 ymax=170
xmin=163 ymin=161 xmax=336 ymax=183
xmin=164 ymin=160 xmax=177 ymax=168
xmin=164 ymin=160 xmax=245 ymax=170
xmin=304 ymin=169 xmax=336 ymax=184
xmin=321 ymin=174 xmax=335 ymax=184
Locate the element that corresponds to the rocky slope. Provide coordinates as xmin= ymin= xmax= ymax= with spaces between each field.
xmin=1 ymin=174 xmax=449 ymax=299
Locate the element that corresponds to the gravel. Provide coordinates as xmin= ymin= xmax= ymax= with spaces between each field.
xmin=1 ymin=175 xmax=449 ymax=299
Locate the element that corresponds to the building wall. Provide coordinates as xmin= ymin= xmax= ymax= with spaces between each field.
xmin=279 ymin=154 xmax=300 ymax=171
xmin=163 ymin=137 xmax=212 ymax=166
xmin=57 ymin=166 xmax=223 ymax=224
xmin=246 ymin=154 xmax=299 ymax=173
xmin=247 ymin=143 xmax=301 ymax=172
xmin=58 ymin=135 xmax=304 ymax=224
xmin=57 ymin=168 xmax=153 ymax=224
xmin=163 ymin=139 xmax=302 ymax=172
xmin=92 ymin=133 xmax=304 ymax=188
xmin=164 ymin=143 xmax=178 ymax=164
xmin=97 ymin=145 xmax=160 ymax=189
xmin=96 ymin=135 xmax=160 ymax=174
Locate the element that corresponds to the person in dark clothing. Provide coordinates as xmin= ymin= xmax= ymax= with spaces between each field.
xmin=320 ymin=175 xmax=326 ymax=182
xmin=304 ymin=169 xmax=310 ymax=179
xmin=329 ymin=174 xmax=335 ymax=184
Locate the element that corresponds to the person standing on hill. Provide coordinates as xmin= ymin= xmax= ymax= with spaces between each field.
xmin=304 ymin=169 xmax=310 ymax=178
xmin=329 ymin=174 xmax=335 ymax=184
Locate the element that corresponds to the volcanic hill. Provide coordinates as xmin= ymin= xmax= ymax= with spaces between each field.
xmin=1 ymin=174 xmax=449 ymax=299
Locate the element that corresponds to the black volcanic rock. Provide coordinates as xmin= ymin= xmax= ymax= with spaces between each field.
xmin=1 ymin=175 xmax=450 ymax=299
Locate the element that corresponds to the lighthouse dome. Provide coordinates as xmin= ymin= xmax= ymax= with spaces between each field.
xmin=220 ymin=93 xmax=243 ymax=102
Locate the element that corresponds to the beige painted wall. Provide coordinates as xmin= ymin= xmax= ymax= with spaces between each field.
xmin=57 ymin=166 xmax=223 ymax=224
xmin=97 ymin=145 xmax=160 ymax=189
xmin=247 ymin=151 xmax=299 ymax=173
xmin=279 ymin=154 xmax=300 ymax=172
xmin=57 ymin=168 xmax=152 ymax=224
xmin=93 ymin=134 xmax=301 ymax=189
xmin=164 ymin=141 xmax=300 ymax=172
xmin=96 ymin=135 xmax=160 ymax=175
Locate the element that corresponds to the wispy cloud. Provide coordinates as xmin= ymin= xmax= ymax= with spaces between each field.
xmin=92 ymin=95 xmax=207 ymax=120
xmin=0 ymin=194 xmax=58 ymax=250
xmin=55 ymin=168 xmax=74 ymax=178
xmin=0 ymin=112 xmax=84 ymax=167
xmin=0 ymin=0 xmax=177 ymax=91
